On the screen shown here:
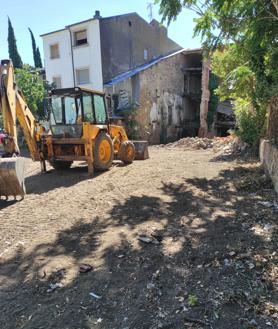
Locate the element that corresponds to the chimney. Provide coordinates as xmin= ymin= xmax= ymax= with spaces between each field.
xmin=94 ymin=10 xmax=101 ymax=19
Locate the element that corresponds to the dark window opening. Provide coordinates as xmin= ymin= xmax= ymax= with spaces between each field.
xmin=74 ymin=30 xmax=88 ymax=46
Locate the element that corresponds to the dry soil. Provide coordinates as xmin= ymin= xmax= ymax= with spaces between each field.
xmin=0 ymin=147 xmax=277 ymax=329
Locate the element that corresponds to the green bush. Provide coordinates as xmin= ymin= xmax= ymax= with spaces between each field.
xmin=234 ymin=100 xmax=266 ymax=145
xmin=117 ymin=104 xmax=141 ymax=140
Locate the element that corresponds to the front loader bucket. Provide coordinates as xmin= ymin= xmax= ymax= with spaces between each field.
xmin=132 ymin=141 xmax=149 ymax=160
xmin=0 ymin=157 xmax=26 ymax=198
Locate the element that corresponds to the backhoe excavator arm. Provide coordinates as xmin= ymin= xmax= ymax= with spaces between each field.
xmin=0 ymin=59 xmax=40 ymax=160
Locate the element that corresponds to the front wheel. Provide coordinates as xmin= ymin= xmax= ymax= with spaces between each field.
xmin=118 ymin=141 xmax=135 ymax=164
xmin=93 ymin=132 xmax=114 ymax=171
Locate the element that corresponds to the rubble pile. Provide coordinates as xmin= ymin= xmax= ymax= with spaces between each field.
xmin=165 ymin=136 xmax=249 ymax=154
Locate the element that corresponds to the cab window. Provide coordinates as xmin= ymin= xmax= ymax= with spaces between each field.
xmin=83 ymin=93 xmax=94 ymax=122
xmin=64 ymin=96 xmax=79 ymax=124
xmin=51 ymin=96 xmax=62 ymax=124
xmin=94 ymin=94 xmax=107 ymax=124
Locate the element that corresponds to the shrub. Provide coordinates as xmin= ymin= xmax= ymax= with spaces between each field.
xmin=234 ymin=100 xmax=266 ymax=145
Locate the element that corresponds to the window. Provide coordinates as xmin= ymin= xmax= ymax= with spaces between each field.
xmin=51 ymin=96 xmax=62 ymax=124
xmin=94 ymin=94 xmax=107 ymax=123
xmin=64 ymin=97 xmax=79 ymax=124
xmin=52 ymin=76 xmax=62 ymax=89
xmin=83 ymin=93 xmax=94 ymax=122
xmin=144 ymin=49 xmax=148 ymax=61
xmin=50 ymin=44 xmax=59 ymax=59
xmin=74 ymin=30 xmax=87 ymax=46
xmin=76 ymin=68 xmax=90 ymax=85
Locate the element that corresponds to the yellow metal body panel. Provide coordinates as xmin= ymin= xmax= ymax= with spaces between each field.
xmin=108 ymin=125 xmax=129 ymax=153
xmin=82 ymin=123 xmax=100 ymax=175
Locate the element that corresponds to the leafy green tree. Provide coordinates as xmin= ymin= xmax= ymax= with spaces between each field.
xmin=15 ymin=65 xmax=47 ymax=118
xmin=28 ymin=28 xmax=42 ymax=68
xmin=156 ymin=0 xmax=278 ymax=144
xmin=212 ymin=46 xmax=266 ymax=144
xmin=7 ymin=17 xmax=23 ymax=69
xmin=211 ymin=46 xmax=255 ymax=102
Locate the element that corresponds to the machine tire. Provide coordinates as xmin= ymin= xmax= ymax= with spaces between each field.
xmin=93 ymin=131 xmax=114 ymax=171
xmin=118 ymin=141 xmax=135 ymax=164
xmin=49 ymin=160 xmax=73 ymax=170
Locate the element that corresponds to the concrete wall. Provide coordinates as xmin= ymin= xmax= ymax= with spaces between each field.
xmin=42 ymin=20 xmax=103 ymax=91
xmin=260 ymin=139 xmax=278 ymax=194
xmin=43 ymin=30 xmax=74 ymax=88
xmin=106 ymin=52 xmax=202 ymax=144
xmin=100 ymin=14 xmax=182 ymax=83
xmin=70 ymin=20 xmax=103 ymax=91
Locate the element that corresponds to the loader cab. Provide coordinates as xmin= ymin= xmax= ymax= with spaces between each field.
xmin=47 ymin=87 xmax=108 ymax=138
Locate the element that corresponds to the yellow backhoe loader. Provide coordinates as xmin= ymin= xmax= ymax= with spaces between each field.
xmin=0 ymin=59 xmax=148 ymax=198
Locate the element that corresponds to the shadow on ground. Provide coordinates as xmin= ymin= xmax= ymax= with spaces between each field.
xmin=0 ymin=165 xmax=277 ymax=329
xmin=0 ymin=199 xmax=18 ymax=210
xmin=25 ymin=165 xmax=112 ymax=195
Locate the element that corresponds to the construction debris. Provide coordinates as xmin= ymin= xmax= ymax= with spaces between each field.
xmin=257 ymin=201 xmax=278 ymax=210
xmin=89 ymin=292 xmax=102 ymax=300
xmin=79 ymin=264 xmax=93 ymax=273
xmin=47 ymin=283 xmax=63 ymax=293
xmin=160 ymin=136 xmax=249 ymax=155
xmin=138 ymin=234 xmax=161 ymax=245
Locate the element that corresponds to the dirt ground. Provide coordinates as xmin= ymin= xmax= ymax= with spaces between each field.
xmin=0 ymin=147 xmax=277 ymax=329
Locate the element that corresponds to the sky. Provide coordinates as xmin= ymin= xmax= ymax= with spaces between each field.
xmin=0 ymin=0 xmax=201 ymax=66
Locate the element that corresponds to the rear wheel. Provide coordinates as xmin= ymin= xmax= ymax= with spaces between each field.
xmin=49 ymin=160 xmax=73 ymax=170
xmin=93 ymin=132 xmax=114 ymax=171
xmin=118 ymin=141 xmax=135 ymax=164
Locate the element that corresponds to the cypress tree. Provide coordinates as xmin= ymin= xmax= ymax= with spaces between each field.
xmin=36 ymin=47 xmax=43 ymax=68
xmin=28 ymin=27 xmax=37 ymax=67
xmin=7 ymin=17 xmax=23 ymax=68
xmin=28 ymin=28 xmax=42 ymax=68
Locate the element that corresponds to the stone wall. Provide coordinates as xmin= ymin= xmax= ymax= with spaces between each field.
xmin=267 ymin=95 xmax=278 ymax=143
xmin=260 ymin=95 xmax=278 ymax=194
xmin=260 ymin=139 xmax=278 ymax=194
xmin=137 ymin=53 xmax=186 ymax=143
xmin=106 ymin=51 xmax=202 ymax=144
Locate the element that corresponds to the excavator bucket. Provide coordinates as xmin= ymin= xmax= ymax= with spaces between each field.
xmin=0 ymin=157 xmax=26 ymax=198
xmin=133 ymin=141 xmax=149 ymax=160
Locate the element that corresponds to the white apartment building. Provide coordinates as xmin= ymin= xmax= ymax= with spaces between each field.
xmin=41 ymin=11 xmax=181 ymax=92
xmin=41 ymin=15 xmax=103 ymax=91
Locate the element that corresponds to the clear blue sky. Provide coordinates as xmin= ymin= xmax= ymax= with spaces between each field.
xmin=0 ymin=0 xmax=201 ymax=66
